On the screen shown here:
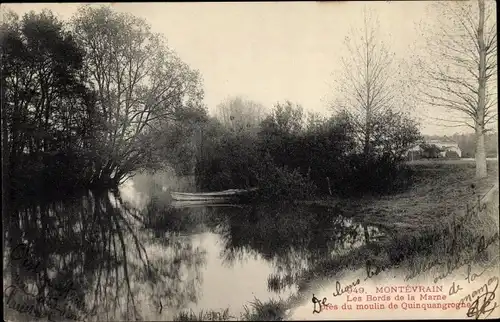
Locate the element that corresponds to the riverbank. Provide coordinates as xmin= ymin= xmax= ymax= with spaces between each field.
xmin=175 ymin=161 xmax=499 ymax=321
xmin=300 ymin=161 xmax=498 ymax=233
xmin=285 ymin=161 xmax=499 ymax=320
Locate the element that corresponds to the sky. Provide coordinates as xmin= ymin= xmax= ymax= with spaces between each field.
xmin=2 ymin=1 xmax=495 ymax=136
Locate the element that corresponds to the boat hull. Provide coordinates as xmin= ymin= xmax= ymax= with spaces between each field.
xmin=170 ymin=188 xmax=257 ymax=202
xmin=171 ymin=201 xmax=244 ymax=208
xmin=170 ymin=193 xmax=234 ymax=202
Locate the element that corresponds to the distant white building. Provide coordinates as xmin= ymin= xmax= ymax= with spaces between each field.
xmin=406 ymin=139 xmax=462 ymax=159
xmin=427 ymin=139 xmax=462 ymax=158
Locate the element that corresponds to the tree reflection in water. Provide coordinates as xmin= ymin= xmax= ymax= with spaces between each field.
xmin=3 ymin=189 xmax=207 ymax=321
xmin=206 ymin=203 xmax=384 ymax=294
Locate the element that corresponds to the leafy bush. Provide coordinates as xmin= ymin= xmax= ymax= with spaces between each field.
xmin=195 ymin=131 xmax=261 ymax=191
xmin=445 ymin=150 xmax=460 ymax=159
xmin=254 ymin=154 xmax=317 ymax=201
xmin=335 ymin=153 xmax=415 ymax=196
xmin=420 ymin=143 xmax=442 ymax=158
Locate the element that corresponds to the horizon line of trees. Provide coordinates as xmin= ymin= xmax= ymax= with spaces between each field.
xmin=1 ymin=5 xmax=423 ymax=204
xmin=7 ymin=3 xmax=494 ymax=204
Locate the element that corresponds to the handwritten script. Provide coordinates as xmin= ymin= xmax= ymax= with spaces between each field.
xmin=405 ymin=195 xmax=499 ymax=283
xmin=464 ymin=274 xmax=498 ymax=319
xmin=5 ymin=242 xmax=97 ymax=321
xmin=447 ymin=259 xmax=499 ymax=319
xmin=311 ymin=294 xmax=337 ymax=314
xmin=332 ymin=279 xmax=361 ymax=297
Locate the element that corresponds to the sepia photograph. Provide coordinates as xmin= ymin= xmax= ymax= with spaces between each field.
xmin=2 ymin=1 xmax=499 ymax=321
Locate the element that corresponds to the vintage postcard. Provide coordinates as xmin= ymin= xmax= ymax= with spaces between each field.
xmin=2 ymin=1 xmax=499 ymax=321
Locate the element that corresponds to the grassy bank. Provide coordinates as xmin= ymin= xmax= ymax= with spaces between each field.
xmin=287 ymin=161 xmax=499 ymax=308
xmin=301 ymin=161 xmax=498 ymax=232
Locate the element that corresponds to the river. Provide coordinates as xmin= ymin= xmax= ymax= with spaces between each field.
xmin=3 ymin=171 xmax=386 ymax=321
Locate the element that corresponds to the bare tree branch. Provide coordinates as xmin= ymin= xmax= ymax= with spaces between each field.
xmin=72 ymin=5 xmax=205 ymax=181
xmin=414 ymin=0 xmax=496 ymax=178
xmin=331 ymin=8 xmax=409 ymax=154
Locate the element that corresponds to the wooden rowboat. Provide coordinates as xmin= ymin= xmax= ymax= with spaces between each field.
xmin=170 ymin=201 xmax=244 ymax=208
xmin=170 ymin=188 xmax=257 ymax=202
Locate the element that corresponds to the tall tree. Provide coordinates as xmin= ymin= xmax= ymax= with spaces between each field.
xmin=1 ymin=9 xmax=98 ymax=193
xmin=258 ymin=101 xmax=304 ymax=168
xmin=331 ymin=8 xmax=406 ymax=156
xmin=71 ymin=5 xmax=206 ymax=184
xmin=214 ymin=96 xmax=267 ymax=134
xmin=414 ymin=0 xmax=497 ymax=178
xmin=259 ymin=101 xmax=304 ymax=136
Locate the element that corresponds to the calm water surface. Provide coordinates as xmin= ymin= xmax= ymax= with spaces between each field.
xmin=3 ymin=172 xmax=385 ymax=321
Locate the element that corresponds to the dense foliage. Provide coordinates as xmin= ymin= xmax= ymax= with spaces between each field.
xmin=2 ymin=10 xmax=101 ymax=198
xmin=1 ymin=7 xmax=206 ymax=201
xmin=196 ymin=101 xmax=421 ymax=199
xmin=2 ymin=6 xmax=422 ymax=203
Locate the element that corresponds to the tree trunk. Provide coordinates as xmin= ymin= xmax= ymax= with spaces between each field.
xmin=1 ymin=77 xmax=10 ymax=241
xmin=475 ymin=129 xmax=487 ymax=178
xmin=475 ymin=0 xmax=488 ymax=179
xmin=363 ymin=225 xmax=370 ymax=244
xmin=364 ymin=131 xmax=370 ymax=156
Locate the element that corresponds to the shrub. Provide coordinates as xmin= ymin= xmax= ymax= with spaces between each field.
xmin=336 ymin=153 xmax=415 ymax=196
xmin=195 ymin=131 xmax=261 ymax=191
xmin=254 ymin=154 xmax=317 ymax=202
xmin=420 ymin=144 xmax=442 ymax=158
xmin=445 ymin=150 xmax=460 ymax=159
